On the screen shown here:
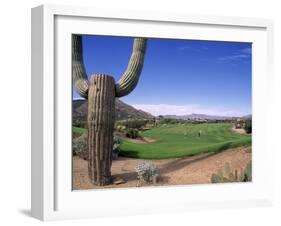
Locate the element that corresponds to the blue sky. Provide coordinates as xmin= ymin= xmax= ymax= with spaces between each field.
xmin=73 ymin=35 xmax=252 ymax=117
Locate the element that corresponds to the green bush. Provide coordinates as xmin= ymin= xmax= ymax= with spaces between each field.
xmin=244 ymin=119 xmax=252 ymax=134
xmin=158 ymin=118 xmax=184 ymax=125
xmin=73 ymin=132 xmax=124 ymax=160
xmin=72 ymin=132 xmax=88 ymax=160
xmin=122 ymin=119 xmax=148 ymax=129
xmin=126 ymin=128 xmax=139 ymax=139
xmin=112 ymin=136 xmax=123 ymax=159
xmin=115 ymin=124 xmax=126 ymax=132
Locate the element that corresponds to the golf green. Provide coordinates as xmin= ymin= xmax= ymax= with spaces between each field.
xmin=120 ymin=123 xmax=251 ymax=159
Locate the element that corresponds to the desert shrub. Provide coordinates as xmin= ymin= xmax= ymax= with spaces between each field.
xmin=158 ymin=118 xmax=183 ymax=125
xmin=244 ymin=119 xmax=252 ymax=134
xmin=191 ymin=120 xmax=205 ymax=124
xmin=73 ymin=130 xmax=82 ymax=139
xmin=73 ymin=133 xmax=124 ymax=160
xmin=126 ymin=128 xmax=139 ymax=139
xmin=112 ymin=136 xmax=123 ymax=160
xmin=121 ymin=119 xmax=148 ymax=129
xmin=241 ymin=161 xmax=252 ymax=182
xmin=211 ymin=161 xmax=252 ymax=183
xmin=115 ymin=124 xmax=126 ymax=132
xmin=72 ymin=132 xmax=88 ymax=160
xmin=135 ymin=161 xmax=158 ymax=184
xmin=72 ymin=117 xmax=87 ymax=128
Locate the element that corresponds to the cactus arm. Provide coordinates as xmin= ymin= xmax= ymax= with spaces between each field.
xmin=115 ymin=38 xmax=147 ymax=97
xmin=72 ymin=35 xmax=89 ymax=99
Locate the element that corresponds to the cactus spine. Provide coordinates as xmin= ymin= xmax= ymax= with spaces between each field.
xmin=72 ymin=35 xmax=147 ymax=185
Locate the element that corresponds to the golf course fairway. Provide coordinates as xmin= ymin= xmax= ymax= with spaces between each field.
xmin=120 ymin=123 xmax=251 ymax=159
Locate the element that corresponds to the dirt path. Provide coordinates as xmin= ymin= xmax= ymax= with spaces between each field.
xmin=73 ymin=146 xmax=251 ymax=190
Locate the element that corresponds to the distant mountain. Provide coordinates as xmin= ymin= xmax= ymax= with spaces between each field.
xmin=115 ymin=99 xmax=154 ymax=120
xmin=241 ymin=114 xmax=252 ymax=119
xmin=73 ymin=98 xmax=154 ymax=127
xmin=162 ymin=113 xmax=240 ymax=121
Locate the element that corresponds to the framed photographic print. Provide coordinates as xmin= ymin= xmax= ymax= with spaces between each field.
xmin=31 ymin=4 xmax=274 ymax=221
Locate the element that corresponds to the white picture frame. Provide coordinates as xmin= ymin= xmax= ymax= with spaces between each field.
xmin=31 ymin=4 xmax=274 ymax=221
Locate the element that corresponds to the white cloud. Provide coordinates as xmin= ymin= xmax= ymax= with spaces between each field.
xmin=178 ymin=45 xmax=209 ymax=52
xmin=131 ymin=103 xmax=248 ymax=117
xmin=218 ymin=54 xmax=250 ymax=61
xmin=217 ymin=47 xmax=251 ymax=62
xmin=178 ymin=46 xmax=192 ymax=51
xmin=240 ymin=47 xmax=252 ymax=54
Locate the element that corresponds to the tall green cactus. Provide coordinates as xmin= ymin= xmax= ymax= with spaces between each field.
xmin=72 ymin=35 xmax=147 ymax=185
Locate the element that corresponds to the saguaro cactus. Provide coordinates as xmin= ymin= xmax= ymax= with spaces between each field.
xmin=72 ymin=35 xmax=147 ymax=185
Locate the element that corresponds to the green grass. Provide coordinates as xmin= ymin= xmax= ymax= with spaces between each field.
xmin=120 ymin=123 xmax=251 ymax=159
xmin=73 ymin=126 xmax=86 ymax=137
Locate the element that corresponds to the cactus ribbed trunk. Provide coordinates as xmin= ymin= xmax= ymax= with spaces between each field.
xmin=72 ymin=35 xmax=147 ymax=186
xmin=87 ymin=74 xmax=115 ymax=186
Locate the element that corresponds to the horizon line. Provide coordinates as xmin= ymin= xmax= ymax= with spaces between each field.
xmin=72 ymin=98 xmax=251 ymax=118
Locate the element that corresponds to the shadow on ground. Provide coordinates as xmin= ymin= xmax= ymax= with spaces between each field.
xmin=159 ymin=152 xmax=217 ymax=175
xmin=18 ymin=209 xmax=31 ymax=217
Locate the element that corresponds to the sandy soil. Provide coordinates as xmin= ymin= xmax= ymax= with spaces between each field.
xmin=232 ymin=127 xmax=248 ymax=135
xmin=125 ymin=136 xmax=157 ymax=144
xmin=73 ymin=146 xmax=252 ymax=190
